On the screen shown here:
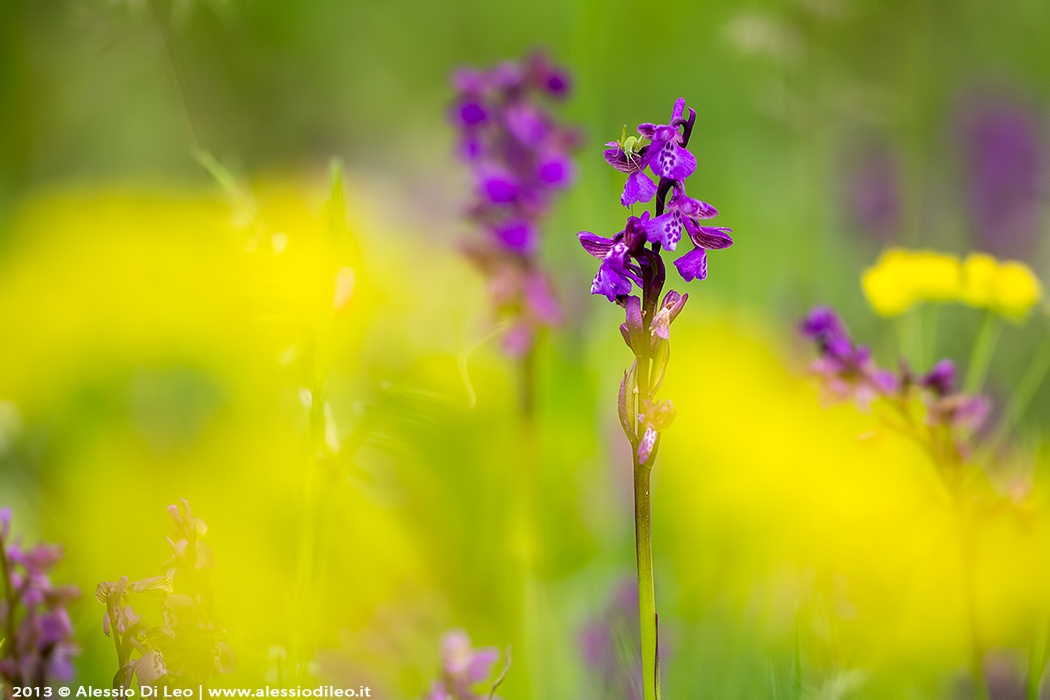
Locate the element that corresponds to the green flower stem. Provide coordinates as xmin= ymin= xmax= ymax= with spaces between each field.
xmin=965 ymin=311 xmax=1001 ymax=394
xmin=634 ymin=453 xmax=658 ymax=700
xmin=513 ymin=347 xmax=539 ymax=699
xmin=924 ymin=303 xmax=941 ymax=369
xmin=634 ymin=276 xmax=659 ymax=700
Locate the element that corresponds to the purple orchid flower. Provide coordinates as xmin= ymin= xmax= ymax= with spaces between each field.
xmin=583 ymin=98 xmax=732 ymax=297
xmin=604 ymin=141 xmax=658 ymax=208
xmin=638 ymin=98 xmax=698 ymax=181
xmin=577 ymin=96 xmax=732 ymax=700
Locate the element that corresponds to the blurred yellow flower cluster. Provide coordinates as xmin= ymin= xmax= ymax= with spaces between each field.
xmin=861 ymin=248 xmax=1043 ymax=320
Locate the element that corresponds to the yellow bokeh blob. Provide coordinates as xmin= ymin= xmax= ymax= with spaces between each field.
xmin=861 ymin=248 xmax=961 ymax=316
xmin=862 ymin=248 xmax=1042 ymax=321
xmin=992 ymin=261 xmax=1043 ymax=320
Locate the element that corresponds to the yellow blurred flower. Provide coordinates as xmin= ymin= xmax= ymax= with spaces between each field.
xmin=958 ymin=253 xmax=1000 ymax=308
xmin=992 ymin=261 xmax=1042 ymax=320
xmin=959 ymin=254 xmax=1042 ymax=320
xmin=862 ymin=248 xmax=1042 ymax=321
xmin=861 ymin=248 xmax=961 ymax=316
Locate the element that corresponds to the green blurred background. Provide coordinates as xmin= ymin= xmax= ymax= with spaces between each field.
xmin=3 ymin=0 xmax=1050 ymax=697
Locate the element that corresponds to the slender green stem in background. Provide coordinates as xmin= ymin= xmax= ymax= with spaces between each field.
xmin=513 ymin=346 xmax=538 ymax=699
xmin=983 ymin=334 xmax=1050 ymax=459
xmin=923 ymin=303 xmax=940 ymax=370
xmin=896 ymin=307 xmax=924 ymax=370
xmin=965 ymin=312 xmax=1001 ymax=394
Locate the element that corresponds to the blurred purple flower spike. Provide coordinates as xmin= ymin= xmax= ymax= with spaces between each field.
xmin=1 ymin=508 xmax=81 ymax=688
xmin=451 ymin=50 xmax=579 ymax=355
xmin=956 ymin=90 xmax=1047 ymax=260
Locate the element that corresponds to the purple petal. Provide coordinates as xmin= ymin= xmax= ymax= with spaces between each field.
xmin=636 ymin=122 xmax=658 ymax=139
xmin=624 ymin=212 xmax=651 ymax=249
xmin=685 ymin=222 xmax=733 ymax=249
xmin=504 ymin=103 xmax=548 ymax=147
xmin=922 ymin=359 xmax=956 ymax=397
xmin=525 ymin=272 xmax=562 ymax=325
xmin=625 ymin=295 xmax=643 ymax=344
xmin=427 ymin=682 xmax=450 ymax=700
xmin=493 ymin=220 xmax=535 ymax=253
xmin=670 ymin=97 xmax=687 ymax=124
xmin=467 ymin=647 xmax=500 ymax=682
xmin=452 ymin=68 xmax=486 ymax=94
xmin=456 ymin=100 xmax=488 ymax=127
xmin=578 ymin=232 xmax=616 ymax=258
xmin=502 ymin=323 xmax=532 ymax=357
xmin=491 ymin=61 xmax=523 ymax=91
xmin=542 ymin=68 xmax=570 ymax=97
xmin=38 ymin=610 xmax=73 ymax=645
xmin=591 ymin=265 xmax=632 ymax=301
xmin=661 ymin=289 xmax=688 ymax=323
xmin=479 ymin=169 xmax=518 ymax=204
xmin=644 ymin=211 xmax=683 ymax=250
xmin=651 ymin=140 xmax=697 ymax=181
xmin=955 ymin=395 xmax=991 ymax=431
xmin=538 ymin=150 xmax=573 ymax=187
xmin=871 ymin=369 xmax=899 ymax=395
xmin=47 ymin=648 xmax=75 ymax=683
xmin=673 ymin=248 xmax=708 ymax=282
xmin=458 ymin=130 xmax=484 ymax=161
xmin=621 ymin=170 xmax=658 ymax=208
xmin=604 ymin=144 xmax=631 ymax=173
xmin=637 ymin=426 xmax=657 ymax=463
xmin=800 ymin=307 xmax=846 ymax=339
xmin=694 ymin=201 xmax=719 ymax=219
xmin=670 ymin=193 xmax=718 ymax=219
xmin=651 ymin=308 xmax=671 ymax=339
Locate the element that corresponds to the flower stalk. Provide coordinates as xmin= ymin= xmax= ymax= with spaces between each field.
xmin=580 ymin=97 xmax=734 ymax=699
xmin=800 ymin=307 xmax=997 ymax=695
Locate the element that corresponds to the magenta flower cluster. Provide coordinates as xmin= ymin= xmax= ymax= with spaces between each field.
xmin=580 ymin=97 xmax=733 ymax=302
xmin=801 ymin=307 xmax=990 ymax=441
xmin=579 ymin=97 xmax=733 ymax=465
xmin=452 ymin=52 xmax=579 ymax=355
xmin=0 ymin=507 xmax=80 ymax=688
